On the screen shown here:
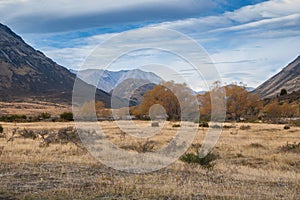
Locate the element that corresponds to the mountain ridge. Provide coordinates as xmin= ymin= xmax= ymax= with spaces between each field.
xmin=0 ymin=23 xmax=111 ymax=106
xmin=253 ymin=56 xmax=300 ymax=99
xmin=72 ymin=68 xmax=163 ymax=92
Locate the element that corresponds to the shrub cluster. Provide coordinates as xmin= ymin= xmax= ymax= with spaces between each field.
xmin=7 ymin=127 xmax=84 ymax=150
xmin=172 ymin=124 xmax=181 ymax=128
xmin=60 ymin=112 xmax=74 ymax=121
xmin=280 ymin=142 xmax=300 ymax=153
xmin=283 ymin=125 xmax=290 ymax=130
xmin=0 ymin=115 xmax=27 ymax=122
xmin=199 ymin=121 xmax=209 ymax=128
xmin=180 ymin=152 xmax=218 ymax=168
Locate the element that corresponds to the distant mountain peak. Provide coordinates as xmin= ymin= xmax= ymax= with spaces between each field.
xmin=75 ymin=68 xmax=163 ymax=93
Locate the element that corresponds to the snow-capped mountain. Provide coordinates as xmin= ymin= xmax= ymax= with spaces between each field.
xmin=70 ymin=68 xmax=163 ymax=92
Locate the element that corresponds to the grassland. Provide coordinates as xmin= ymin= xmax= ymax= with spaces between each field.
xmin=0 ymin=121 xmax=299 ymax=199
xmin=0 ymin=101 xmax=70 ymax=116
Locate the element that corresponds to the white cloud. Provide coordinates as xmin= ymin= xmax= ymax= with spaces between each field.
xmin=19 ymin=0 xmax=300 ymax=90
xmin=225 ymin=0 xmax=300 ymax=23
xmin=148 ymin=0 xmax=300 ymax=87
xmin=210 ymin=13 xmax=300 ymax=33
xmin=0 ymin=0 xmax=217 ymax=33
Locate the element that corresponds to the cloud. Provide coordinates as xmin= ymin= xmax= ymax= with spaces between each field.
xmin=1 ymin=0 xmax=220 ymax=34
xmin=151 ymin=0 xmax=300 ymax=87
xmin=210 ymin=14 xmax=300 ymax=33
xmin=7 ymin=0 xmax=299 ymax=90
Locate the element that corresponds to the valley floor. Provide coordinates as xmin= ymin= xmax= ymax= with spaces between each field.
xmin=0 ymin=121 xmax=299 ymax=199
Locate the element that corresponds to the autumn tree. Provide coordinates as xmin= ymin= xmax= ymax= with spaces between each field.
xmin=132 ymin=81 xmax=198 ymax=121
xmin=77 ymin=101 xmax=111 ymax=120
xmin=197 ymin=83 xmax=262 ymax=121
xmin=197 ymin=91 xmax=212 ymax=121
xmin=95 ymin=101 xmax=112 ymax=118
xmin=225 ymin=84 xmax=262 ymax=120
xmin=264 ymin=100 xmax=299 ymax=121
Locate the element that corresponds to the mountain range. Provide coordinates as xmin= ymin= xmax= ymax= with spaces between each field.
xmin=71 ymin=68 xmax=163 ymax=93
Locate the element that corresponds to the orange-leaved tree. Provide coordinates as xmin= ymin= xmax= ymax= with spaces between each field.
xmin=132 ymin=81 xmax=197 ymax=121
xmin=224 ymin=84 xmax=262 ymax=120
xmin=197 ymin=83 xmax=262 ymax=121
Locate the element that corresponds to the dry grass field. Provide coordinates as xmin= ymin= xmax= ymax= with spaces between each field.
xmin=0 ymin=101 xmax=71 ymax=117
xmin=0 ymin=121 xmax=299 ymax=199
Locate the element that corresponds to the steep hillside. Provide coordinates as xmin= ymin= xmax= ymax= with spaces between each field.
xmin=0 ymin=23 xmax=111 ymax=106
xmin=253 ymin=56 xmax=300 ymax=99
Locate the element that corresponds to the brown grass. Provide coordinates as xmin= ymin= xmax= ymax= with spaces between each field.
xmin=0 ymin=101 xmax=71 ymax=117
xmin=0 ymin=121 xmax=299 ymax=199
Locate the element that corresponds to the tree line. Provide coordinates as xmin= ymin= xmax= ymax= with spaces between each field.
xmin=75 ymin=81 xmax=300 ymax=124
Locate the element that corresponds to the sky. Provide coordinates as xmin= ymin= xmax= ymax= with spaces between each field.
xmin=0 ymin=0 xmax=299 ymax=91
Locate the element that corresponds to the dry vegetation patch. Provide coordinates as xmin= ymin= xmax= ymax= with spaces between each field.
xmin=0 ymin=122 xmax=299 ymax=199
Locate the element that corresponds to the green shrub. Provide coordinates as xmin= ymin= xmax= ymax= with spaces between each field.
xmin=180 ymin=152 xmax=218 ymax=168
xmin=41 ymin=112 xmax=51 ymax=119
xmin=199 ymin=121 xmax=209 ymax=128
xmin=283 ymin=125 xmax=290 ymax=130
xmin=0 ymin=125 xmax=4 ymax=138
xmin=60 ymin=112 xmax=73 ymax=121
xmin=0 ymin=115 xmax=27 ymax=122
xmin=151 ymin=122 xmax=159 ymax=127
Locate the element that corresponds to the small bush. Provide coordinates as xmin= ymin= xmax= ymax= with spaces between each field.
xmin=180 ymin=152 xmax=218 ymax=168
xmin=122 ymin=140 xmax=156 ymax=153
xmin=283 ymin=125 xmax=290 ymax=130
xmin=280 ymin=142 xmax=300 ymax=153
xmin=41 ymin=112 xmax=51 ymax=119
xmin=60 ymin=112 xmax=73 ymax=121
xmin=39 ymin=127 xmax=84 ymax=150
xmin=223 ymin=125 xmax=236 ymax=129
xmin=151 ymin=122 xmax=159 ymax=127
xmin=19 ymin=129 xmax=37 ymax=140
xmin=199 ymin=121 xmax=209 ymax=128
xmin=249 ymin=143 xmax=265 ymax=149
xmin=240 ymin=125 xmax=251 ymax=130
xmin=172 ymin=124 xmax=181 ymax=128
xmin=210 ymin=124 xmax=221 ymax=129
xmin=0 ymin=125 xmax=4 ymax=138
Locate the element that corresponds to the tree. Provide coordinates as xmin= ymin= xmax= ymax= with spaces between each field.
xmin=95 ymin=101 xmax=111 ymax=118
xmin=264 ymin=100 xmax=298 ymax=121
xmin=132 ymin=81 xmax=198 ymax=121
xmin=197 ymin=92 xmax=211 ymax=121
xmin=77 ymin=101 xmax=111 ymax=120
xmin=197 ymin=83 xmax=262 ymax=121
xmin=224 ymin=84 xmax=262 ymax=120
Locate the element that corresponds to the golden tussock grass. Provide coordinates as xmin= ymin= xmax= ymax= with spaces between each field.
xmin=0 ymin=121 xmax=299 ymax=199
